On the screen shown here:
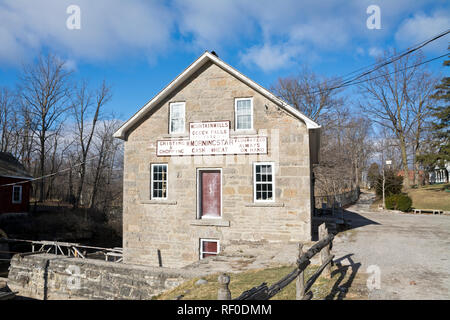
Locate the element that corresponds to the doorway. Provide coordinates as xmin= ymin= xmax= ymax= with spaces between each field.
xmin=197 ymin=169 xmax=222 ymax=218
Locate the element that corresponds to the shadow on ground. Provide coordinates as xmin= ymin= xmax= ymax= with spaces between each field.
xmin=341 ymin=209 xmax=381 ymax=229
xmin=312 ymin=209 xmax=380 ymax=241
xmin=325 ymin=254 xmax=367 ymax=300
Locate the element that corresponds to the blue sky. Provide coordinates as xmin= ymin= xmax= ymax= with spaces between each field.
xmin=0 ymin=0 xmax=449 ymax=121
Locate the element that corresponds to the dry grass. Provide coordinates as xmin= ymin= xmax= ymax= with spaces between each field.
xmin=408 ymin=183 xmax=450 ymax=211
xmin=155 ymin=264 xmax=368 ymax=300
xmin=369 ymin=197 xmax=383 ymax=210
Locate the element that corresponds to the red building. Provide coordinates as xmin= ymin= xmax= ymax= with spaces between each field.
xmin=397 ymin=170 xmax=426 ymax=185
xmin=0 ymin=152 xmax=33 ymax=214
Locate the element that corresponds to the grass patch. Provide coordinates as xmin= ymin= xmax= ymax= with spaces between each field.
xmin=369 ymin=197 xmax=383 ymax=210
xmin=408 ymin=183 xmax=450 ymax=211
xmin=155 ymin=264 xmax=366 ymax=300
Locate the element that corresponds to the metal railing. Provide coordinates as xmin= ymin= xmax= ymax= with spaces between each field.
xmin=0 ymin=238 xmax=123 ymax=262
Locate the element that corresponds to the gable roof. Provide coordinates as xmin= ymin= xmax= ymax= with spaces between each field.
xmin=113 ymin=51 xmax=320 ymax=140
xmin=0 ymin=152 xmax=33 ymax=179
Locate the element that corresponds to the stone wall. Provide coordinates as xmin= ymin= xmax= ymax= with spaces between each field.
xmin=7 ymin=253 xmax=201 ymax=300
xmin=123 ymin=61 xmax=314 ymax=268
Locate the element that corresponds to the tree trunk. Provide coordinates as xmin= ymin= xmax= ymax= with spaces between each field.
xmin=39 ymin=134 xmax=45 ymax=202
xmin=399 ymin=134 xmax=410 ymax=189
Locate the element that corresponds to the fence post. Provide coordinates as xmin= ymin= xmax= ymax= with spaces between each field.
xmin=296 ymin=243 xmax=305 ymax=300
xmin=319 ymin=223 xmax=332 ymax=279
xmin=217 ymin=273 xmax=231 ymax=300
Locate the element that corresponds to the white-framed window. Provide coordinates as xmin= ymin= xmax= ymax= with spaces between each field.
xmin=235 ymin=98 xmax=253 ymax=130
xmin=12 ymin=185 xmax=22 ymax=204
xmin=169 ymin=102 xmax=185 ymax=134
xmin=151 ymin=164 xmax=168 ymax=199
xmin=253 ymin=162 xmax=275 ymax=202
xmin=200 ymin=239 xmax=220 ymax=259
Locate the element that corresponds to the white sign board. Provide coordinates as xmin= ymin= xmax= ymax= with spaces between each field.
xmin=190 ymin=121 xmax=229 ymax=141
xmin=157 ymin=121 xmax=267 ymax=156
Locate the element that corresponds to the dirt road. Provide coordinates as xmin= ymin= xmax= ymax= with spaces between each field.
xmin=333 ymin=192 xmax=450 ymax=299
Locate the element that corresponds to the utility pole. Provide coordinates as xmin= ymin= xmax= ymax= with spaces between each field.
xmin=382 ymin=160 xmax=392 ymax=209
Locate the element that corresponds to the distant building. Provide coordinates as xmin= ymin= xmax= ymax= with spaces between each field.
xmin=0 ymin=152 xmax=33 ymax=214
xmin=428 ymin=162 xmax=449 ymax=184
xmin=397 ymin=169 xmax=426 ymax=185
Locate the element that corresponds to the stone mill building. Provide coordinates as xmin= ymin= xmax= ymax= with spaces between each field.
xmin=114 ymin=51 xmax=321 ymax=268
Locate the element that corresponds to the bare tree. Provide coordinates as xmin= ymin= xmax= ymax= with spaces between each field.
xmin=407 ymin=70 xmax=437 ymax=185
xmin=271 ymin=66 xmax=342 ymax=123
xmin=71 ymin=80 xmax=111 ymax=208
xmin=0 ymin=87 xmax=17 ymax=153
xmin=358 ymin=50 xmax=435 ymax=189
xmin=89 ymin=119 xmax=122 ymax=210
xmin=19 ymin=54 xmax=72 ymax=202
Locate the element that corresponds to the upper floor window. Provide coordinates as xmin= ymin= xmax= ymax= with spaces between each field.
xmin=253 ymin=162 xmax=274 ymax=202
xmin=151 ymin=164 xmax=168 ymax=199
xmin=169 ymin=102 xmax=185 ymax=134
xmin=12 ymin=185 xmax=22 ymax=204
xmin=235 ymin=98 xmax=253 ymax=130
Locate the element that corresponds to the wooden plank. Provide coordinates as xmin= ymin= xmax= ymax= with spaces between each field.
xmin=319 ymin=223 xmax=332 ymax=278
xmin=234 ymin=283 xmax=269 ymax=300
xmin=304 ymin=254 xmax=335 ymax=293
xmin=296 ymin=243 xmax=305 ymax=300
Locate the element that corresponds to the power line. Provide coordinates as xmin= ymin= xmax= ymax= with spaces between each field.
xmin=299 ymin=51 xmax=448 ymax=97
xmin=338 ymin=29 xmax=450 ymax=86
xmin=287 ymin=29 xmax=450 ymax=98
xmin=331 ymin=52 xmax=448 ymax=91
xmin=0 ymin=155 xmax=98 ymax=188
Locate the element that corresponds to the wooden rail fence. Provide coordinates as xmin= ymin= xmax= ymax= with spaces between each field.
xmin=217 ymin=223 xmax=334 ymax=300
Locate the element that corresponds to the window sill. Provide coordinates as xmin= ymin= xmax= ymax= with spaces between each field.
xmin=245 ymin=202 xmax=285 ymax=207
xmin=140 ymin=200 xmax=177 ymax=205
xmin=230 ymin=129 xmax=257 ymax=136
xmin=161 ymin=133 xmax=188 ymax=139
xmin=190 ymin=219 xmax=230 ymax=227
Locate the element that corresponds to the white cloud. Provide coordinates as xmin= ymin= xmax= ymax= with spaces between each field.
xmin=368 ymin=47 xmax=384 ymax=58
xmin=173 ymin=0 xmax=255 ymax=50
xmin=395 ymin=11 xmax=450 ymax=53
xmin=0 ymin=0 xmax=446 ymax=71
xmin=0 ymin=0 xmax=174 ymax=65
xmin=240 ymin=43 xmax=303 ymax=72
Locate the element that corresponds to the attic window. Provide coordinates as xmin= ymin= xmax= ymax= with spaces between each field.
xmin=235 ymin=98 xmax=253 ymax=130
xmin=169 ymin=102 xmax=185 ymax=134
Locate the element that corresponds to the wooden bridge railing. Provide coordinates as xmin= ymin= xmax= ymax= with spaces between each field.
xmin=0 ymin=238 xmax=123 ymax=262
xmin=218 ymin=223 xmax=334 ymax=300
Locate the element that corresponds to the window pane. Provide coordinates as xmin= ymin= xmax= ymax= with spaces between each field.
xmin=152 ymin=164 xmax=167 ymax=198
xmin=254 ymin=164 xmax=274 ymax=202
xmin=236 ymin=99 xmax=252 ymax=129
xmin=171 ymin=119 xmax=184 ymax=133
xmin=202 ymin=241 xmax=217 ymax=253
xmin=13 ymin=187 xmax=20 ymax=202
xmin=170 ymin=104 xmax=185 ymax=133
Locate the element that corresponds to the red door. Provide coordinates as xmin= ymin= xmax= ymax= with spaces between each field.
xmin=200 ymin=170 xmax=221 ymax=218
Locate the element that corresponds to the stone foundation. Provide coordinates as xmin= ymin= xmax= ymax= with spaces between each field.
xmin=7 ymin=253 xmax=202 ymax=300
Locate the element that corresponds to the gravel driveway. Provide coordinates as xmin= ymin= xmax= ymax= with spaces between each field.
xmin=333 ymin=192 xmax=450 ymax=300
